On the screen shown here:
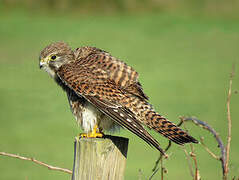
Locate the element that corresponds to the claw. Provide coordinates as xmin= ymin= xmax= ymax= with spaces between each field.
xmin=79 ymin=125 xmax=104 ymax=138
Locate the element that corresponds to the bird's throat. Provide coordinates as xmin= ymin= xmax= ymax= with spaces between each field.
xmin=42 ymin=65 xmax=57 ymax=78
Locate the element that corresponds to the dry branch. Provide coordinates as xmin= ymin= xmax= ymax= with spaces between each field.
xmin=149 ymin=66 xmax=235 ymax=179
xmin=152 ymin=141 xmax=171 ymax=172
xmin=0 ymin=152 xmax=72 ymax=174
xmin=200 ymin=137 xmax=220 ymax=160
xmin=180 ymin=116 xmax=226 ymax=176
xmin=182 ymin=147 xmax=194 ymax=178
xmin=148 ymin=168 xmax=159 ymax=180
xmin=189 ymin=145 xmax=200 ymax=180
xmin=181 ymin=121 xmax=200 ymax=180
xmin=151 ymin=112 xmax=233 ymax=179
xmin=224 ymin=64 xmax=235 ymax=179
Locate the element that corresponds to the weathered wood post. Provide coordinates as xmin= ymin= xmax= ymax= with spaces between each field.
xmin=72 ymin=135 xmax=129 ymax=180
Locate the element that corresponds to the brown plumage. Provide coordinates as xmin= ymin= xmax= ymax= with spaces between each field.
xmin=39 ymin=42 xmax=198 ymax=154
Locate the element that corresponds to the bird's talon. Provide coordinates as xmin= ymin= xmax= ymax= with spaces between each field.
xmin=88 ymin=132 xmax=104 ymax=138
xmin=79 ymin=125 xmax=104 ymax=138
xmin=79 ymin=132 xmax=104 ymax=138
xmin=79 ymin=133 xmax=88 ymax=138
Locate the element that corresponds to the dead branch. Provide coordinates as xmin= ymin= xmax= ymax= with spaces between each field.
xmin=150 ymin=118 xmax=191 ymax=179
xmin=180 ymin=116 xmax=226 ymax=176
xmin=149 ymin=66 xmax=235 ymax=179
xmin=200 ymin=137 xmax=220 ymax=160
xmin=181 ymin=122 xmax=200 ymax=180
xmin=152 ymin=141 xmax=171 ymax=172
xmin=151 ymin=114 xmax=229 ymax=179
xmin=182 ymin=147 xmax=194 ymax=178
xmin=179 ymin=65 xmax=235 ymax=179
xmin=224 ymin=64 xmax=235 ymax=180
xmin=160 ymin=158 xmax=164 ymax=180
xmin=189 ymin=145 xmax=200 ymax=180
xmin=150 ymin=141 xmax=171 ymax=180
xmin=0 ymin=152 xmax=72 ymax=174
xmin=148 ymin=168 xmax=159 ymax=180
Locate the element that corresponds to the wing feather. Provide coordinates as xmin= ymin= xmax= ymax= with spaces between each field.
xmin=57 ymin=62 xmax=164 ymax=154
xmin=85 ymin=95 xmax=164 ymax=154
xmin=74 ymin=47 xmax=148 ymax=100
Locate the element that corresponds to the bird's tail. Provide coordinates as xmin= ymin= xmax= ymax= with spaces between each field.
xmin=124 ymin=95 xmax=198 ymax=145
xmin=143 ymin=109 xmax=198 ymax=144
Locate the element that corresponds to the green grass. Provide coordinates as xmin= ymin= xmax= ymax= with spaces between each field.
xmin=0 ymin=12 xmax=239 ymax=179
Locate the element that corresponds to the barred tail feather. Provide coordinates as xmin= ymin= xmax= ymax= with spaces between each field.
xmin=145 ymin=111 xmax=198 ymax=145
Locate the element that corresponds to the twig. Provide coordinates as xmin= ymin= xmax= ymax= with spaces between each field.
xmin=181 ymin=122 xmax=200 ymax=180
xmin=150 ymin=119 xmax=190 ymax=179
xmin=200 ymin=137 xmax=220 ymax=160
xmin=179 ymin=116 xmax=226 ymax=176
xmin=182 ymin=147 xmax=194 ymax=178
xmin=224 ymin=64 xmax=235 ymax=179
xmin=150 ymin=65 xmax=235 ymax=178
xmin=189 ymin=144 xmax=200 ymax=180
xmin=160 ymin=158 xmax=164 ymax=180
xmin=152 ymin=141 xmax=171 ymax=172
xmin=0 ymin=152 xmax=72 ymax=174
xmin=148 ymin=168 xmax=159 ymax=180
xmin=150 ymin=142 xmax=170 ymax=180
xmin=190 ymin=152 xmax=200 ymax=180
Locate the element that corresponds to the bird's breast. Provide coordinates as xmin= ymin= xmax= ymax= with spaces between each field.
xmin=79 ymin=101 xmax=119 ymax=133
xmin=81 ymin=102 xmax=100 ymax=132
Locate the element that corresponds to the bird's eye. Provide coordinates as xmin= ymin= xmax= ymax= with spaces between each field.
xmin=51 ymin=55 xmax=57 ymax=60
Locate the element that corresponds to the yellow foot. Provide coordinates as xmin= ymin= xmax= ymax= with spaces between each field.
xmin=79 ymin=125 xmax=104 ymax=138
xmin=79 ymin=132 xmax=104 ymax=138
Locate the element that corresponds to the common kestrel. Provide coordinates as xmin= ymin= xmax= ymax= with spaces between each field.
xmin=39 ymin=42 xmax=198 ymax=154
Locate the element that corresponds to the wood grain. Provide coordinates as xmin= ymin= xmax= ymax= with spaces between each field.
xmin=72 ymin=135 xmax=129 ymax=180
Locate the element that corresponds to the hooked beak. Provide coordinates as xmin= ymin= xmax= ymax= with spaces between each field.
xmin=39 ymin=60 xmax=46 ymax=69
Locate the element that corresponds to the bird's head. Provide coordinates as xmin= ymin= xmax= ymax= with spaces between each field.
xmin=39 ymin=42 xmax=74 ymax=78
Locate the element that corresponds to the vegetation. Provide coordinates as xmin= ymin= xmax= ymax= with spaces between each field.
xmin=1 ymin=0 xmax=239 ymax=17
xmin=0 ymin=9 xmax=238 ymax=179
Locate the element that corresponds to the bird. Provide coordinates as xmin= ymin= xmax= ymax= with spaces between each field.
xmin=39 ymin=41 xmax=198 ymax=154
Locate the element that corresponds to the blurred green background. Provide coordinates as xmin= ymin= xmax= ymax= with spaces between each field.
xmin=0 ymin=0 xmax=239 ymax=179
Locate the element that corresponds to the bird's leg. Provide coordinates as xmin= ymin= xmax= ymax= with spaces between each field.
xmin=88 ymin=125 xmax=104 ymax=138
xmin=79 ymin=125 xmax=104 ymax=138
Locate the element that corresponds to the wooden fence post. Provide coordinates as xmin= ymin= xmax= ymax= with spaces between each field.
xmin=72 ymin=135 xmax=129 ymax=180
